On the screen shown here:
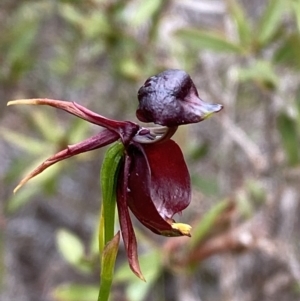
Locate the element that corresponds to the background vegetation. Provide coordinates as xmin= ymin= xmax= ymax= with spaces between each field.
xmin=1 ymin=0 xmax=300 ymax=300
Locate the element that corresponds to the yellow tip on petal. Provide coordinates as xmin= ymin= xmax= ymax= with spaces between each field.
xmin=171 ymin=223 xmax=192 ymax=237
xmin=13 ymin=184 xmax=22 ymax=194
xmin=13 ymin=179 xmax=28 ymax=193
xmin=7 ymin=99 xmax=42 ymax=106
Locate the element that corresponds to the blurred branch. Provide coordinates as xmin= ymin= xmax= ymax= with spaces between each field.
xmin=200 ymin=52 xmax=268 ymax=174
xmin=217 ymin=114 xmax=268 ymax=173
xmin=187 ymin=226 xmax=255 ymax=264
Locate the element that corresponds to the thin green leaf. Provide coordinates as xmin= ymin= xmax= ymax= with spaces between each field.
xmin=277 ymin=112 xmax=300 ymax=166
xmin=256 ymin=0 xmax=285 ymax=46
xmin=189 ymin=200 xmax=230 ymax=250
xmin=52 ymin=284 xmax=98 ymax=301
xmin=176 ymin=28 xmax=243 ymax=54
xmin=98 ymin=232 xmax=120 ymax=301
xmin=99 ymin=142 xmax=124 ymax=252
xmin=227 ymin=0 xmax=252 ymax=46
xmin=0 ymin=127 xmax=49 ymax=154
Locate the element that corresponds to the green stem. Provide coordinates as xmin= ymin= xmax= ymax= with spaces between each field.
xmin=98 ymin=142 xmax=124 ymax=301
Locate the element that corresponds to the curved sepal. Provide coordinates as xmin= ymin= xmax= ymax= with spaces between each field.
xmin=116 ymin=155 xmax=145 ymax=281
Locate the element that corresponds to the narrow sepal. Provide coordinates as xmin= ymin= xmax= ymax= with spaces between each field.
xmin=13 ymin=129 xmax=119 ymax=192
xmin=116 ymin=155 xmax=145 ymax=281
xmin=8 ymin=99 xmax=140 ymax=143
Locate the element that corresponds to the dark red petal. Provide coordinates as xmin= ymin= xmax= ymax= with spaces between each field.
xmin=116 ymin=155 xmax=145 ymax=280
xmin=144 ymin=140 xmax=191 ymax=217
xmin=127 ymin=140 xmax=191 ymax=234
xmin=8 ymin=99 xmax=140 ymax=144
xmin=74 ymin=102 xmax=140 ymax=143
xmin=13 ymin=129 xmax=119 ymax=192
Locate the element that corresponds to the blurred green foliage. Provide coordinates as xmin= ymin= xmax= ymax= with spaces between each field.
xmin=1 ymin=0 xmax=300 ymax=301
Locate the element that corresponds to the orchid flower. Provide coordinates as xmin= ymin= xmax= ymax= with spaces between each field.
xmin=7 ymin=69 xmax=222 ymax=280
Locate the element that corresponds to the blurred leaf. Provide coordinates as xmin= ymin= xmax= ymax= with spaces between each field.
xmin=115 ymin=251 xmax=162 ymax=301
xmin=236 ymin=189 xmax=253 ymax=218
xmin=130 ymin=0 xmax=162 ymax=26
xmin=256 ymin=0 xmax=285 ymax=46
xmin=6 ymin=185 xmax=40 ymax=214
xmin=6 ymin=20 xmax=39 ymax=67
xmin=6 ymin=157 xmax=62 ymax=213
xmin=98 ymin=232 xmax=120 ymax=301
xmin=296 ymin=89 xmax=300 ymax=122
xmin=17 ymin=154 xmax=60 ymax=188
xmin=52 ymin=284 xmax=98 ymax=301
xmin=0 ymin=128 xmax=48 ymax=154
xmin=67 ymin=118 xmax=90 ymax=145
xmin=31 ymin=110 xmax=65 ymax=143
xmin=59 ymin=4 xmax=85 ymax=29
xmin=292 ymin=0 xmax=300 ymax=32
xmin=246 ymin=179 xmax=266 ymax=205
xmin=189 ymin=200 xmax=230 ymax=249
xmin=189 ymin=142 xmax=209 ymax=161
xmin=59 ymin=3 xmax=111 ymax=39
xmin=227 ymin=0 xmax=252 ymax=47
xmin=119 ymin=58 xmax=141 ymax=81
xmin=56 ymin=229 xmax=85 ymax=266
xmin=277 ymin=112 xmax=300 ymax=166
xmin=90 ymin=222 xmax=101 ymax=257
xmin=82 ymin=12 xmax=111 ymax=39
xmin=237 ymin=60 xmax=278 ymax=90
xmin=273 ymin=33 xmax=300 ymax=69
xmin=4 ymin=157 xmax=32 ymax=183
xmin=192 ymin=174 xmax=219 ymax=196
xmin=176 ymin=28 xmax=243 ymax=54
xmin=48 ymin=42 xmax=74 ymax=75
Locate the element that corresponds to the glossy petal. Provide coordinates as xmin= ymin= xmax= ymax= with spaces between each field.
xmin=13 ymin=129 xmax=119 ymax=192
xmin=136 ymin=69 xmax=222 ymax=126
xmin=126 ymin=140 xmax=191 ymax=236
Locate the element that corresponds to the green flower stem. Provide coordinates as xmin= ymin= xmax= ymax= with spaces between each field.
xmin=99 ymin=142 xmax=124 ymax=251
xmin=98 ymin=142 xmax=124 ymax=301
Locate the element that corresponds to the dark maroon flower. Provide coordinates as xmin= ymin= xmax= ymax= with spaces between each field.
xmin=137 ymin=69 xmax=222 ymax=126
xmin=7 ymin=69 xmax=223 ymax=279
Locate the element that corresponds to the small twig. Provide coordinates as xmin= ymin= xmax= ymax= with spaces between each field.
xmin=217 ymin=114 xmax=268 ymax=173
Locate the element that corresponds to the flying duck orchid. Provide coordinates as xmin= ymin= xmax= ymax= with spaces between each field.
xmin=7 ymin=69 xmax=223 ymax=280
